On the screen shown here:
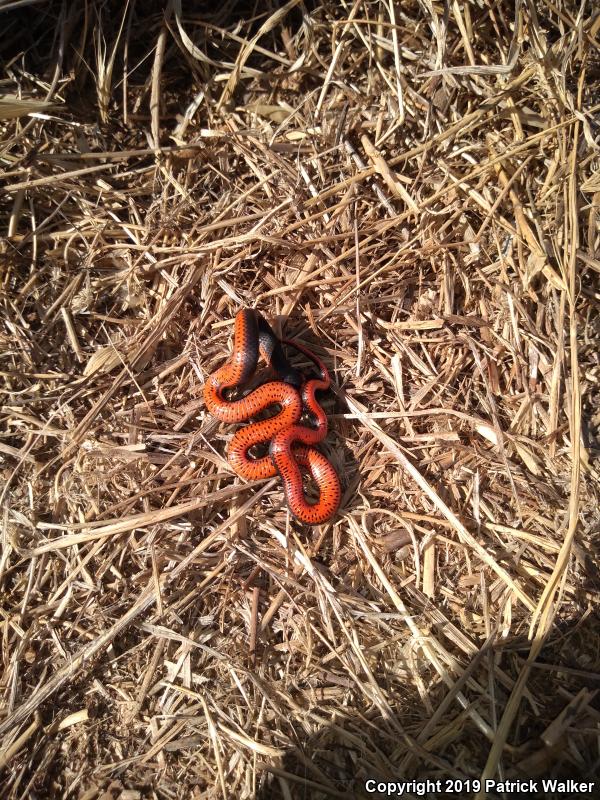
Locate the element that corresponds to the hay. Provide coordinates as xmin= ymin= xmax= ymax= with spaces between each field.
xmin=1 ymin=1 xmax=599 ymax=797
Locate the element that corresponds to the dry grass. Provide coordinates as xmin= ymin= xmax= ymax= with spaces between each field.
xmin=1 ymin=1 xmax=600 ymax=798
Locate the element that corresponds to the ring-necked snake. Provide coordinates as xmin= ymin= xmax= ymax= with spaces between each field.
xmin=204 ymin=309 xmax=341 ymax=525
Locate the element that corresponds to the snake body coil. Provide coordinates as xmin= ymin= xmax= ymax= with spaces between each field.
xmin=204 ymin=309 xmax=341 ymax=524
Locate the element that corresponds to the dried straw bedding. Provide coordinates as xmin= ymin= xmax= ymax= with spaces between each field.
xmin=1 ymin=1 xmax=599 ymax=798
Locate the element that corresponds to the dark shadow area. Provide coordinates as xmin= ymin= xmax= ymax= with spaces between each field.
xmin=255 ymin=609 xmax=600 ymax=799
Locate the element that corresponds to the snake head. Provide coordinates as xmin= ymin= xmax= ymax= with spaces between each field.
xmin=280 ymin=365 xmax=304 ymax=388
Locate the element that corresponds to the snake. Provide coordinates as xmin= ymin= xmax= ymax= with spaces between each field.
xmin=203 ymin=309 xmax=341 ymax=525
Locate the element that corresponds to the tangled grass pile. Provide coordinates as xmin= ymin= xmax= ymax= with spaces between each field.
xmin=1 ymin=1 xmax=599 ymax=797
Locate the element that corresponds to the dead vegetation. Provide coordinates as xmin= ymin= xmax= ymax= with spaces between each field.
xmin=1 ymin=0 xmax=600 ymax=797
